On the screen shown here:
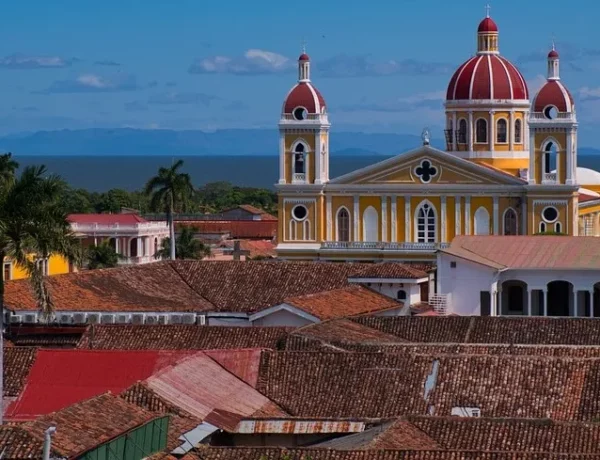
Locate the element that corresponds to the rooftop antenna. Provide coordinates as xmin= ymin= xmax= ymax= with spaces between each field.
xmin=485 ymin=3 xmax=491 ymax=17
xmin=551 ymin=33 xmax=556 ymax=50
xmin=301 ymin=37 xmax=306 ymax=54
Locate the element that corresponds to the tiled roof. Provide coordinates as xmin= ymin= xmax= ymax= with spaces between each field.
xmin=283 ymin=286 xmax=403 ymax=320
xmin=77 ymin=325 xmax=290 ymax=350
xmin=176 ymin=220 xmax=277 ymax=239
xmin=27 ymin=393 xmax=158 ymax=458
xmin=237 ymin=204 xmax=278 ymax=220
xmin=352 ymin=316 xmax=600 ymax=346
xmin=6 ymin=349 xmax=195 ymax=420
xmin=256 ymin=350 xmax=600 ymax=421
xmin=219 ymin=239 xmax=276 ymax=259
xmin=185 ymin=447 xmax=598 ymax=459
xmin=7 ymin=325 xmax=86 ymax=348
xmin=348 ymin=263 xmax=428 ymax=279
xmin=5 ymin=262 xmax=214 ymax=313
xmin=0 ymin=425 xmax=49 ymax=459
xmin=286 ymin=318 xmax=403 ymax=351
xmin=443 ymin=235 xmax=600 ymax=269
xmin=366 ymin=416 xmax=600 ymax=454
xmin=68 ymin=213 xmax=148 ymax=224
xmin=4 ymin=347 xmax=37 ymax=397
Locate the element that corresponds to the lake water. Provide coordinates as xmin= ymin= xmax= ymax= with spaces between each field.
xmin=14 ymin=154 xmax=600 ymax=192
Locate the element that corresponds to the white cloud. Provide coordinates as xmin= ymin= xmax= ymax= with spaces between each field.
xmin=0 ymin=53 xmax=78 ymax=69
xmin=189 ymin=49 xmax=294 ymax=75
xmin=36 ymin=74 xmax=140 ymax=94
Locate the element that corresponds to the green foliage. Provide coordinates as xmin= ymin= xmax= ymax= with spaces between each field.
xmin=196 ymin=181 xmax=277 ymax=214
xmin=155 ymin=226 xmax=211 ymax=260
xmin=87 ymin=241 xmax=122 ymax=269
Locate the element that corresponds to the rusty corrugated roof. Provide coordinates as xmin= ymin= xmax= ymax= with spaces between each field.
xmin=443 ymin=236 xmax=600 ymax=270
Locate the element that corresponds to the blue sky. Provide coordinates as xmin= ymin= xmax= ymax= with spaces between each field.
xmin=1 ymin=0 xmax=599 ymax=144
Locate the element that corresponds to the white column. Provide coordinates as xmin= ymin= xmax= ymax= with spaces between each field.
xmin=566 ymin=132 xmax=574 ymax=185
xmin=489 ymin=111 xmax=495 ymax=151
xmin=405 ymin=196 xmax=411 ymax=242
xmin=468 ymin=111 xmax=474 ymax=153
xmin=590 ymin=288 xmax=595 ymax=318
xmin=353 ymin=195 xmax=360 ymax=242
xmin=529 ymin=131 xmax=536 ymax=184
xmin=452 ymin=112 xmax=457 ymax=151
xmin=115 ymin=238 xmax=120 ymax=254
xmin=526 ymin=288 xmax=531 ymax=316
xmin=326 ymin=195 xmax=332 ymax=241
xmin=493 ymin=196 xmax=499 ymax=235
xmin=381 ymin=195 xmax=388 ymax=242
xmin=464 ymin=196 xmax=471 ymax=235
xmin=491 ymin=281 xmax=498 ymax=316
xmin=305 ymin=152 xmax=310 ymax=184
xmin=509 ymin=111 xmax=514 ymax=151
xmin=315 ymin=132 xmax=322 ymax=185
xmin=137 ymin=237 xmax=142 ymax=257
xmin=391 ymin=196 xmax=397 ymax=243
xmin=145 ymin=237 xmax=150 ymax=256
xmin=521 ymin=199 xmax=527 ymax=235
xmin=574 ymin=290 xmax=579 ymax=317
xmin=542 ymin=288 xmax=547 ymax=316
xmin=441 ymin=196 xmax=447 ymax=243
xmin=279 ymin=132 xmax=286 ymax=184
xmin=455 ymin=196 xmax=462 ymax=236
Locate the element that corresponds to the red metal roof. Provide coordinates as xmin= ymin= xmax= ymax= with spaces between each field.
xmin=298 ymin=53 xmax=310 ymax=61
xmin=548 ymin=49 xmax=559 ymax=58
xmin=205 ymin=348 xmax=263 ymax=388
xmin=478 ymin=17 xmax=498 ymax=33
xmin=67 ymin=213 xmax=148 ymax=225
xmin=533 ymin=80 xmax=574 ymax=113
xmin=446 ymin=54 xmax=528 ymax=101
xmin=283 ymin=82 xmax=326 ymax=114
xmin=176 ymin=220 xmax=277 ymax=239
xmin=5 ymin=349 xmax=195 ymax=421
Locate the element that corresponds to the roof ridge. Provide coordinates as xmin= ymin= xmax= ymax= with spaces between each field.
xmin=166 ymin=261 xmax=216 ymax=309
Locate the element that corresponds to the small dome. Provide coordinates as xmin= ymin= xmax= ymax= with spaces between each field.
xmin=553 ymin=168 xmax=600 ymax=186
xmin=533 ymin=80 xmax=573 ymax=113
xmin=548 ymin=49 xmax=559 ymax=59
xmin=478 ymin=17 xmax=498 ymax=33
xmin=283 ymin=82 xmax=326 ymax=114
xmin=446 ymin=54 xmax=528 ymax=100
xmin=298 ymin=53 xmax=310 ymax=61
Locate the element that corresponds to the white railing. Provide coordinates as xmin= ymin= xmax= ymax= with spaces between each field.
xmin=281 ymin=113 xmax=328 ymax=122
xmin=117 ymin=255 xmax=156 ymax=265
xmin=542 ymin=172 xmax=557 ymax=184
xmin=429 ymin=294 xmax=448 ymax=314
xmin=530 ymin=112 xmax=573 ymax=120
xmin=292 ymin=173 xmax=306 ymax=183
xmin=70 ymin=222 xmax=169 ymax=232
xmin=321 ymin=241 xmax=450 ymax=251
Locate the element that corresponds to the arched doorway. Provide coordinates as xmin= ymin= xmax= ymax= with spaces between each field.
xmin=337 ymin=207 xmax=350 ymax=242
xmin=474 ymin=207 xmax=490 ymax=235
xmin=362 ymin=206 xmax=378 ymax=242
xmin=503 ymin=208 xmax=518 ymax=235
xmin=501 ymin=280 xmax=528 ymax=315
xmin=547 ymin=281 xmax=573 ymax=316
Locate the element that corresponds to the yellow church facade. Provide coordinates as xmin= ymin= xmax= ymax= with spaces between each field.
xmin=276 ymin=13 xmax=600 ymax=261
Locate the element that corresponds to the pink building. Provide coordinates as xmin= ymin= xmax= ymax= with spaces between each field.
xmin=68 ymin=214 xmax=169 ymax=265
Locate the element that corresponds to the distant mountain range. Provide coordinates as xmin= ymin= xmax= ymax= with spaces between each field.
xmin=0 ymin=128 xmax=599 ymax=157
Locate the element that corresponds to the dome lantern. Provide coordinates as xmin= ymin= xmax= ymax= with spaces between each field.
xmin=477 ymin=5 xmax=499 ymax=54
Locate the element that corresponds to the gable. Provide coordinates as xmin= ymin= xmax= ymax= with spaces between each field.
xmin=328 ymin=145 xmax=525 ymax=187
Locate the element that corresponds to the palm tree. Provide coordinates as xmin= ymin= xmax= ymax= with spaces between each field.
xmin=87 ymin=241 xmax=122 ymax=269
xmin=155 ymin=226 xmax=211 ymax=260
xmin=144 ymin=160 xmax=194 ymax=260
xmin=0 ymin=163 xmax=81 ymax=422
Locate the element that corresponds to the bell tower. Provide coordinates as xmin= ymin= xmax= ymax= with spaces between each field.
xmin=278 ymin=49 xmax=330 ymax=185
xmin=529 ymin=46 xmax=577 ymax=185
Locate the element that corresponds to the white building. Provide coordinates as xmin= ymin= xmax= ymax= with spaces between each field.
xmin=68 ymin=213 xmax=169 ymax=265
xmin=437 ymin=236 xmax=600 ymax=317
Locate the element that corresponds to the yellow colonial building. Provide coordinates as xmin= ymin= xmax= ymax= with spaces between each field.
xmin=276 ymin=13 xmax=600 ymax=261
xmin=3 ymin=255 xmax=70 ymax=281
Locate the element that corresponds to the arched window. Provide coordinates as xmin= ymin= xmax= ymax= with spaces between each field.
xmin=337 ymin=208 xmax=350 ymax=242
xmin=474 ymin=207 xmax=490 ymax=235
xmin=503 ymin=208 xmax=518 ymax=235
xmin=415 ymin=201 xmax=436 ymax=243
xmin=476 ymin=119 xmax=488 ymax=143
xmin=555 ymin=222 xmax=562 ymax=233
xmin=294 ymin=143 xmax=305 ymax=174
xmin=289 ymin=220 xmax=297 ymax=240
xmin=458 ymin=119 xmax=467 ymax=144
xmin=543 ymin=140 xmax=558 ymax=175
xmin=397 ymin=290 xmax=407 ymax=301
xmin=514 ymin=119 xmax=522 ymax=143
xmin=303 ymin=220 xmax=311 ymax=240
xmin=496 ymin=119 xmax=507 ymax=143
xmin=539 ymin=222 xmax=547 ymax=233
xmin=362 ymin=206 xmax=378 ymax=242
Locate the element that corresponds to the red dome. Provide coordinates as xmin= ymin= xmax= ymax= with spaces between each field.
xmin=446 ymin=54 xmax=529 ymax=100
xmin=299 ymin=53 xmax=310 ymax=61
xmin=478 ymin=17 xmax=498 ymax=33
xmin=533 ymin=80 xmax=573 ymax=113
xmin=283 ymin=82 xmax=326 ymax=114
xmin=548 ymin=49 xmax=559 ymax=59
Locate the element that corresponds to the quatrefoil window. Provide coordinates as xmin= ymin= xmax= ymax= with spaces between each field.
xmin=415 ymin=159 xmax=438 ymax=183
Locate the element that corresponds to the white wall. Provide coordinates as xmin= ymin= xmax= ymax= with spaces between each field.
xmin=437 ymin=253 xmax=496 ymax=315
xmin=353 ymin=281 xmax=423 ymax=305
xmin=251 ymin=309 xmax=314 ymax=327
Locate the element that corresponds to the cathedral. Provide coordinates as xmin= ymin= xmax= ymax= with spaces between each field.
xmin=276 ymin=12 xmax=600 ymax=261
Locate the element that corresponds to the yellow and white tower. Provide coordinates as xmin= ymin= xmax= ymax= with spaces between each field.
xmin=529 ymin=46 xmax=578 ymax=186
xmin=278 ymin=50 xmax=330 ymax=185
xmin=444 ymin=10 xmax=530 ymax=176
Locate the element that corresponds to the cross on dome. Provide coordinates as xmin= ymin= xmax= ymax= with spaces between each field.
xmin=485 ymin=3 xmax=491 ymax=18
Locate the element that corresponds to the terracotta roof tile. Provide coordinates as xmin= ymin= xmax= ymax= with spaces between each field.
xmin=186 ymin=447 xmax=599 ymax=459
xmin=219 ymin=239 xmax=276 ymax=259
xmin=4 ymin=347 xmax=37 ymax=397
xmin=237 ymin=204 xmax=278 ymax=220
xmin=443 ymin=236 xmax=600 ymax=269
xmin=5 ymin=262 xmax=214 ymax=313
xmin=7 ymin=325 xmax=86 ymax=348
xmin=77 ymin=325 xmax=290 ymax=350
xmin=0 ymin=425 xmax=49 ymax=459
xmin=26 ymin=393 xmax=159 ymax=458
xmin=283 ymin=286 xmax=403 ymax=320
xmin=349 ymin=263 xmax=428 ymax=279
xmin=353 ymin=316 xmax=473 ymax=343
